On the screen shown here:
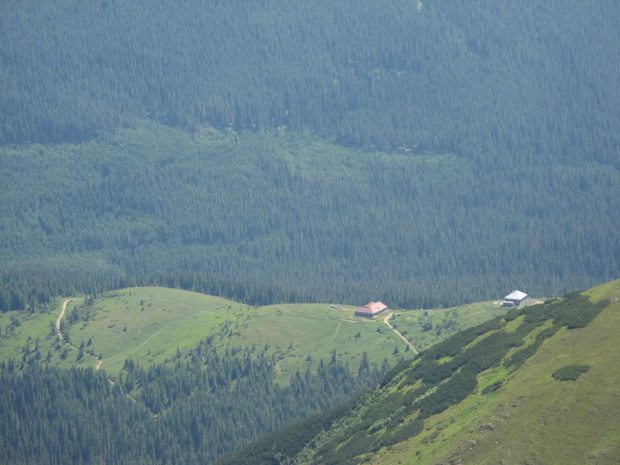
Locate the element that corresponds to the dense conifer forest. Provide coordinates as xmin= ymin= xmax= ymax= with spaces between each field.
xmin=1 ymin=0 xmax=619 ymax=310
xmin=0 ymin=342 xmax=386 ymax=464
xmin=1 ymin=125 xmax=618 ymax=311
xmin=2 ymin=1 xmax=619 ymax=165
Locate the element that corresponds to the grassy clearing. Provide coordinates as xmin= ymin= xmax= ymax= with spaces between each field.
xmin=233 ymin=303 xmax=411 ymax=384
xmin=69 ymin=288 xmax=249 ymax=375
xmin=1 ymin=288 xmax=415 ymax=382
xmin=0 ymin=300 xmax=62 ymax=366
xmin=0 ymin=288 xmax=524 ymax=385
xmin=387 ymin=300 xmax=512 ymax=352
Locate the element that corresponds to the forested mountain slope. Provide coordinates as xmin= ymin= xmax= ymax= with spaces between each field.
xmin=0 ymin=341 xmax=387 ymax=465
xmin=1 ymin=1 xmax=619 ymax=309
xmin=1 ymin=126 xmax=618 ymax=310
xmin=2 ymin=0 xmax=619 ymax=168
xmin=1 ymin=3 xmax=618 ymax=463
xmin=218 ymin=280 xmax=620 ymax=465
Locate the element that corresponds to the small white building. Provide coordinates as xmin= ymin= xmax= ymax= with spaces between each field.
xmin=504 ymin=290 xmax=528 ymax=306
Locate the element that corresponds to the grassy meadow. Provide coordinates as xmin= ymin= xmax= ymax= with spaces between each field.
xmin=0 ymin=287 xmax=519 ymax=384
xmin=386 ymin=300 xmax=515 ymax=352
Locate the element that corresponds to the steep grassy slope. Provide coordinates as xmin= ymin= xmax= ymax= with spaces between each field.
xmin=383 ymin=282 xmax=620 ymax=464
xmin=218 ymin=280 xmax=619 ymax=464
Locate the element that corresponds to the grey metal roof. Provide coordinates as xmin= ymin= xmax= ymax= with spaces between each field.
xmin=505 ymin=290 xmax=527 ymax=300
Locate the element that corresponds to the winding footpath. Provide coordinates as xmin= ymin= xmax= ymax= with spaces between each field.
xmin=57 ymin=298 xmax=103 ymax=371
xmin=383 ymin=312 xmax=419 ymax=355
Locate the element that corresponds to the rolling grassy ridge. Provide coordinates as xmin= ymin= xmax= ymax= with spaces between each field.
xmin=0 ymin=287 xmax=515 ymax=383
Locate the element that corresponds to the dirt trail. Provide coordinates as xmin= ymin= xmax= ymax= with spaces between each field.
xmin=56 ymin=298 xmax=75 ymax=342
xmin=57 ymin=298 xmax=104 ymax=370
xmin=383 ymin=312 xmax=419 ymax=355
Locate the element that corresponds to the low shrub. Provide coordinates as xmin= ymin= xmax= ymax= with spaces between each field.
xmin=552 ymin=364 xmax=590 ymax=381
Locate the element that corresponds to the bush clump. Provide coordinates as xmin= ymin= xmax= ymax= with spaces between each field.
xmin=481 ymin=380 xmax=503 ymax=395
xmin=552 ymin=364 xmax=590 ymax=381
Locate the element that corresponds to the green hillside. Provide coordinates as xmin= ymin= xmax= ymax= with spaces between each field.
xmin=0 ymin=288 xmax=392 ymax=464
xmin=218 ymin=280 xmax=620 ymax=465
xmin=41 ymin=288 xmax=416 ymax=381
xmin=0 ymin=287 xmax=517 ymax=382
xmin=0 ymin=286 xmax=519 ymax=464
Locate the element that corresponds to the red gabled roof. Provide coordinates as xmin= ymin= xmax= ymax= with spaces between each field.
xmin=355 ymin=301 xmax=388 ymax=315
